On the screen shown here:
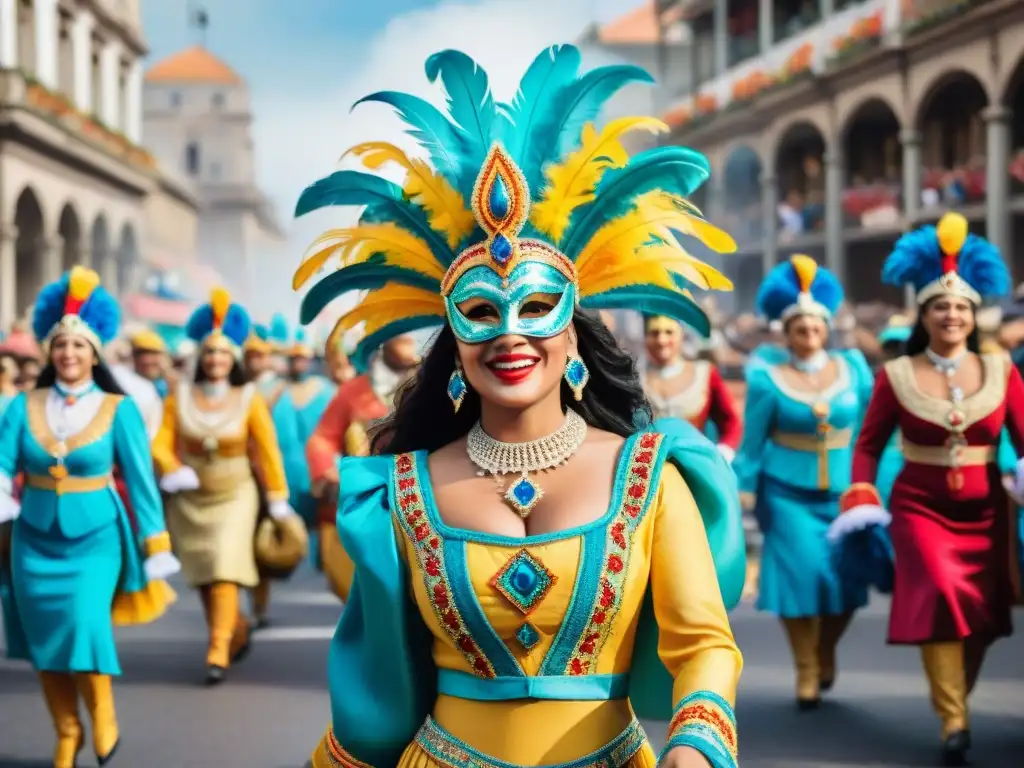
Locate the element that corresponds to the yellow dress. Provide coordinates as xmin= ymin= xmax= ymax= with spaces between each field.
xmin=311 ymin=429 xmax=743 ymax=768
xmin=151 ymin=382 xmax=288 ymax=588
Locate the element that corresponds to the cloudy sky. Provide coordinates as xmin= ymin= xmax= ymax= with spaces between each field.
xmin=141 ymin=0 xmax=650 ymax=322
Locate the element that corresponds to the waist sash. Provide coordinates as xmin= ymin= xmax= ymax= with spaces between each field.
xmin=437 ymin=669 xmax=629 ymax=701
xmin=902 ymin=439 xmax=996 ymax=468
xmin=771 ymin=428 xmax=852 ymax=490
xmin=26 ymin=473 xmax=110 ymax=495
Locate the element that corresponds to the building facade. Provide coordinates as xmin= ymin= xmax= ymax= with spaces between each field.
xmin=655 ymin=0 xmax=1024 ymax=311
xmin=0 ymin=0 xmax=167 ymax=330
xmin=142 ymin=46 xmax=283 ymax=308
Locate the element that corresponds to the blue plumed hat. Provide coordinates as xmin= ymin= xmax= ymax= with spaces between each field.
xmin=268 ymin=313 xmax=289 ymax=352
xmin=756 ymin=254 xmax=843 ymax=324
xmin=288 ymin=327 xmax=315 ymax=358
xmin=882 ymin=212 xmax=1009 ymax=306
xmin=32 ymin=266 xmax=120 ymax=353
xmin=877 ymin=313 xmax=913 ymax=346
xmin=243 ymin=322 xmax=272 ymax=354
xmin=185 ymin=287 xmax=251 ymax=357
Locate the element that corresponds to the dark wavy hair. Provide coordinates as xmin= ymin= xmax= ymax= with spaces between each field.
xmin=905 ymin=297 xmax=980 ymax=356
xmin=36 ymin=360 xmax=125 ymax=395
xmin=371 ymin=309 xmax=652 ymax=455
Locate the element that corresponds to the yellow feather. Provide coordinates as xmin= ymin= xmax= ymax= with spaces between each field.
xmin=344 ymin=142 xmax=475 ymax=250
xmin=531 ymin=117 xmax=668 ymax=243
xmin=210 ymin=287 xmax=231 ymax=326
xmin=789 ymin=254 xmax=818 ymax=293
xmin=337 ymin=284 xmax=445 ymax=337
xmin=67 ymin=266 xmax=101 ymax=302
xmin=293 ymin=223 xmax=445 ymax=290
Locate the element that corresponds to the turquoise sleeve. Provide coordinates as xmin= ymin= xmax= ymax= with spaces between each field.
xmin=731 ymin=367 xmax=774 ymax=494
xmin=0 ymin=393 xmax=25 ymax=488
xmin=112 ymin=397 xmax=167 ymax=541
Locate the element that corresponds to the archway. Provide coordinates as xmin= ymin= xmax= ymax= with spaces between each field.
xmin=916 ymin=70 xmax=989 ymax=205
xmin=842 ymin=98 xmax=902 ymax=236
xmin=91 ymin=215 xmax=110 ymax=291
xmin=116 ymin=223 xmax=139 ymax=298
xmin=722 ymin=145 xmax=763 ymax=248
xmin=14 ymin=188 xmax=45 ymax=319
xmin=774 ymin=121 xmax=827 ymax=240
xmin=58 ymin=204 xmax=82 ymax=272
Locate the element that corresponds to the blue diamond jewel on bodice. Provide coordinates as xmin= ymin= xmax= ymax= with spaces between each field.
xmin=490 ymin=548 xmax=556 ymax=616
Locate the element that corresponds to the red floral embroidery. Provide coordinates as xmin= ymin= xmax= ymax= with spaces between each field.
xmin=392 ymin=453 xmax=495 ymax=679
xmin=566 ymin=433 xmax=663 ymax=675
xmin=667 ymin=696 xmax=738 ymax=761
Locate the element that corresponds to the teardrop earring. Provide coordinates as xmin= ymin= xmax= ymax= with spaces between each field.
xmin=447 ymin=363 xmax=468 ymax=413
xmin=564 ymin=354 xmax=590 ymax=401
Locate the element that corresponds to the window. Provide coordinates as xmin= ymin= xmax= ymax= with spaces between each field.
xmin=170 ymin=91 xmax=181 ymax=108
xmin=212 ymin=92 xmax=225 ymax=108
xmin=185 ymin=142 xmax=201 ymax=176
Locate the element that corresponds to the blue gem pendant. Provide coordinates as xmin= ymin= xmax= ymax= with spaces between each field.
xmin=504 ymin=472 xmax=543 ymax=518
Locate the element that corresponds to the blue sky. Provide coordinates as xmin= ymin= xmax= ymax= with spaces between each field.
xmin=140 ymin=0 xmax=648 ymax=317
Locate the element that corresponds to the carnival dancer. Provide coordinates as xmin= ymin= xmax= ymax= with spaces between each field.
xmin=245 ymin=323 xmax=284 ymax=403
xmin=828 ymin=213 xmax=1022 ymax=766
xmin=152 ymin=288 xmax=298 ymax=685
xmin=267 ymin=313 xmax=290 ymax=378
xmin=304 ymin=334 xmax=420 ymax=600
xmin=732 ymin=255 xmax=874 ymax=710
xmin=129 ymin=329 xmax=171 ymax=398
xmin=0 ymin=267 xmax=179 ymax=768
xmin=643 ymin=314 xmax=741 ymax=460
xmin=295 ymin=45 xmax=746 ymax=768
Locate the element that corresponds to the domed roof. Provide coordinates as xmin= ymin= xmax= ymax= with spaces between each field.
xmin=146 ymin=46 xmax=242 ymax=85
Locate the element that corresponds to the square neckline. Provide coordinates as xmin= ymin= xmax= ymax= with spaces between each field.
xmin=407 ymin=432 xmax=640 ymax=546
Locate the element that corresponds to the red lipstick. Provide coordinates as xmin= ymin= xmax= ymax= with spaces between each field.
xmin=485 ymin=353 xmax=540 ymax=385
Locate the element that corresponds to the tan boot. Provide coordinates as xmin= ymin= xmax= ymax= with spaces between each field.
xmin=205 ymin=581 xmax=241 ymax=684
xmin=75 ymin=673 xmax=120 ymax=764
xmin=781 ymin=617 xmax=822 ymax=708
xmin=921 ymin=642 xmax=971 ymax=765
xmin=38 ymin=671 xmax=84 ymax=768
xmin=818 ymin=612 xmax=853 ymax=692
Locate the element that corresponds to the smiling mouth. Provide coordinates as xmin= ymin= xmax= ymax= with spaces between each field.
xmin=486 ymin=354 xmax=540 ymax=383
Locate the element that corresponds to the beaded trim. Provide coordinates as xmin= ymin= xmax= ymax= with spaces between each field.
xmin=321 ymin=728 xmax=374 ymax=768
xmin=414 ymin=715 xmax=647 ymax=768
xmin=662 ymin=691 xmax=738 ymax=768
xmin=392 ymin=453 xmax=497 ymax=678
xmin=565 ymin=432 xmax=663 ymax=675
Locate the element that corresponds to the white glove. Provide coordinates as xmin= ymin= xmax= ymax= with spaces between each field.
xmin=826 ymin=504 xmax=891 ymax=544
xmin=0 ymin=493 xmax=20 ymax=523
xmin=144 ymin=551 xmax=181 ymax=581
xmin=268 ymin=500 xmax=297 ymax=521
xmin=716 ymin=444 xmax=735 ymax=464
xmin=160 ymin=466 xmax=201 ymax=494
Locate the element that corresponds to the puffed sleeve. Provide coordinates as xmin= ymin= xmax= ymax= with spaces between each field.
xmin=247 ymin=391 xmax=289 ymax=503
xmin=843 ymin=366 xmax=901 ymax=512
xmin=840 ymin=348 xmax=875 ymax=440
xmin=150 ymin=393 xmax=181 ymax=475
xmin=707 ymin=365 xmax=742 ymax=451
xmin=112 ymin=397 xmax=170 ymax=555
xmin=1002 ymin=364 xmax=1024 ymax=455
xmin=652 ymin=465 xmax=741 ymax=767
xmin=0 ymin=393 xmax=26 ymax=494
xmin=731 ymin=366 xmax=775 ymax=494
xmin=307 ymin=386 xmax=352 ymax=485
xmin=310 ymin=455 xmax=435 ymax=768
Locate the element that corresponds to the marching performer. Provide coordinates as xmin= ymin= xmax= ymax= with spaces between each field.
xmin=152 ymin=288 xmax=298 ymax=685
xmin=732 ymin=255 xmax=874 ymax=710
xmin=830 ymin=213 xmax=1021 ymax=766
xmin=643 ymin=313 xmax=741 ymax=460
xmin=297 ymin=45 xmax=745 ymax=768
xmin=245 ymin=323 xmax=285 ymax=405
xmin=0 ymin=268 xmax=178 ymax=768
xmin=129 ymin=329 xmax=171 ymax=398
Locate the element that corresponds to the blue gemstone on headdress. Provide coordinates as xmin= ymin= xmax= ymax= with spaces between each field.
xmin=490 ymin=233 xmax=513 ymax=265
xmin=488 ymin=174 xmax=510 ymax=221
xmin=515 ymin=622 xmax=540 ymax=651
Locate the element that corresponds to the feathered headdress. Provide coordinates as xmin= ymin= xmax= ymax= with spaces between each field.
xmin=757 ymin=255 xmax=843 ymax=324
xmin=289 ymin=327 xmax=315 ymax=358
xmin=185 ymin=287 xmax=252 ymax=357
xmin=882 ymin=212 xmax=1010 ymax=305
xmin=32 ymin=266 xmax=120 ymax=353
xmin=243 ymin=323 xmax=273 ymax=355
xmin=292 ymin=45 xmax=736 ymax=371
xmin=877 ymin=313 xmax=913 ymax=346
xmin=268 ymin=313 xmax=290 ymax=353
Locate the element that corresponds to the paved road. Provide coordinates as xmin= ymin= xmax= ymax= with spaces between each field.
xmin=1 ymin=568 xmax=1022 ymax=767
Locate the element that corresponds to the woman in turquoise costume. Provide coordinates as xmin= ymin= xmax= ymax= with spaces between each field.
xmin=732 ymin=255 xmax=874 ymax=710
xmin=0 ymin=267 xmax=179 ymax=768
xmin=294 ymin=46 xmax=745 ymax=768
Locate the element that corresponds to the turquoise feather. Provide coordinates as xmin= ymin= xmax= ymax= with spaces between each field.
xmin=350 ymin=315 xmax=443 ymax=373
xmin=562 ymin=147 xmax=712 ymax=255
xmin=268 ymin=313 xmax=289 ymax=344
xmin=299 ymin=260 xmax=442 ymax=325
xmin=352 ymin=90 xmax=468 ymax=189
xmin=294 ymin=170 xmax=455 ymax=266
xmin=580 ymin=285 xmax=710 ymax=337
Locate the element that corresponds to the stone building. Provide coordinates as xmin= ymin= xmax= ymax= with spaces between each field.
xmin=142 ymin=45 xmax=283 ymax=307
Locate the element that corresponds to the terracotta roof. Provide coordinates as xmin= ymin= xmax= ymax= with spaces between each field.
xmin=145 ymin=46 xmax=242 ymax=85
xmin=599 ymin=1 xmax=658 ymax=45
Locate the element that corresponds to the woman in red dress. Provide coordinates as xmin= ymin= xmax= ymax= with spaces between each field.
xmin=831 ymin=213 xmax=1021 ymax=766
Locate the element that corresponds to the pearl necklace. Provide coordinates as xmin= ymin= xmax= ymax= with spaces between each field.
xmin=926 ymin=347 xmax=966 ymax=404
xmin=792 ymin=350 xmax=829 ymax=374
xmin=466 ymin=408 xmax=588 ymax=519
xmin=654 ymin=359 xmax=685 ymax=379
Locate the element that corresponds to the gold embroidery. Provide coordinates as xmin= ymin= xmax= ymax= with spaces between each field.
xmin=885 ymin=354 xmax=1006 ymax=430
xmin=27 ymin=390 xmax=121 ymax=456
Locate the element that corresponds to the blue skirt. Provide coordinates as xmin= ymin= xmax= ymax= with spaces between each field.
xmin=10 ymin=519 xmax=123 ymax=674
xmin=755 ymin=476 xmax=869 ymax=618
